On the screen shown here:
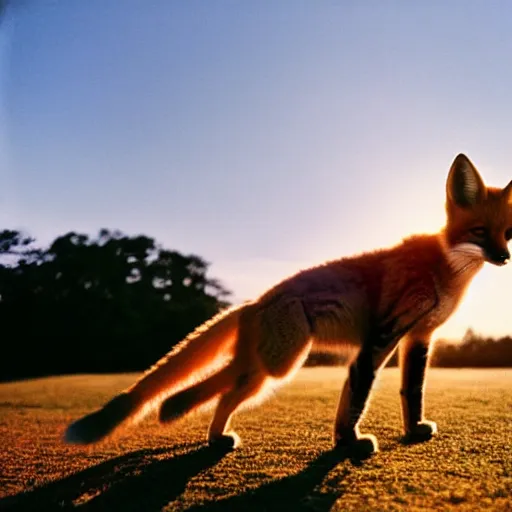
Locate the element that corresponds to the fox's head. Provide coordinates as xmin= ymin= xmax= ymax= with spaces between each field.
xmin=445 ymin=153 xmax=512 ymax=266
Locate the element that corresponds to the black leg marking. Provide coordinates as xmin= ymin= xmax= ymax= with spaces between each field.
xmin=346 ymin=351 xmax=375 ymax=432
xmin=401 ymin=343 xmax=428 ymax=426
xmin=400 ymin=341 xmax=437 ymax=443
xmin=334 ymin=350 xmax=378 ymax=459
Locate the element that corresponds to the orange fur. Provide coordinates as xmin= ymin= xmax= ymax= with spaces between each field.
xmin=64 ymin=154 xmax=512 ymax=453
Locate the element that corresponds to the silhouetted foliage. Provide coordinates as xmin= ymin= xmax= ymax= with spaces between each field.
xmin=0 ymin=229 xmax=231 ymax=381
xmin=431 ymin=329 xmax=512 ymax=368
xmin=308 ymin=329 xmax=512 ymax=368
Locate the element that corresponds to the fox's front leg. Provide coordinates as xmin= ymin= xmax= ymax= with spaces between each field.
xmin=334 ymin=348 xmax=383 ymax=458
xmin=399 ymin=335 xmax=437 ymax=442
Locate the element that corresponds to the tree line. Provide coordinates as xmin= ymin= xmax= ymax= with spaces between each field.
xmin=307 ymin=330 xmax=512 ymax=368
xmin=0 ymin=229 xmax=231 ymax=381
xmin=431 ymin=329 xmax=512 ymax=368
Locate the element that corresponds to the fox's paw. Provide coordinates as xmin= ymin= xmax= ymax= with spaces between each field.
xmin=208 ymin=431 xmax=241 ymax=451
xmin=334 ymin=433 xmax=378 ymax=460
xmin=404 ymin=420 xmax=437 ymax=444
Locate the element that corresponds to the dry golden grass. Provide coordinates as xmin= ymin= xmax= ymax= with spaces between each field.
xmin=0 ymin=367 xmax=511 ymax=511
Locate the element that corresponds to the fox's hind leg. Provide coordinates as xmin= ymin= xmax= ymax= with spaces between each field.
xmin=206 ymin=311 xmax=267 ymax=450
xmin=207 ymin=370 xmax=267 ymax=449
xmin=208 ymin=299 xmax=313 ymax=449
xmin=334 ymin=343 xmax=397 ymax=458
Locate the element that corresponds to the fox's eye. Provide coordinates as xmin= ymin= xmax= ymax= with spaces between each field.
xmin=470 ymin=226 xmax=487 ymax=238
xmin=505 ymin=228 xmax=512 ymax=241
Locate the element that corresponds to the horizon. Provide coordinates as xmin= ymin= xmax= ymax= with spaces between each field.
xmin=3 ymin=2 xmax=512 ymax=340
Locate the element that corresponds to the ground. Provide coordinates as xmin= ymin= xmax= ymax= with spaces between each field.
xmin=0 ymin=367 xmax=511 ymax=511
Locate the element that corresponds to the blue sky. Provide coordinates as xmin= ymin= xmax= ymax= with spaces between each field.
xmin=3 ymin=1 xmax=512 ymax=339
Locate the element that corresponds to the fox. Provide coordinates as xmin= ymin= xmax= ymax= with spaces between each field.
xmin=64 ymin=153 xmax=512 ymax=457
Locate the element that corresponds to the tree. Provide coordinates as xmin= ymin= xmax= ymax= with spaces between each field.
xmin=0 ymin=229 xmax=231 ymax=381
xmin=432 ymin=329 xmax=512 ymax=368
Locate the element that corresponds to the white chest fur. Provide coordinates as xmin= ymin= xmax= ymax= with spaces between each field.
xmin=422 ymin=243 xmax=485 ymax=331
xmin=445 ymin=243 xmax=485 ymax=277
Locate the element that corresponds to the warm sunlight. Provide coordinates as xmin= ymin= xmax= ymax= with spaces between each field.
xmin=2 ymin=3 xmax=512 ymax=510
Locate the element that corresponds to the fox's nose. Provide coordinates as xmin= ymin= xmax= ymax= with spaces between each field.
xmin=495 ymin=251 xmax=510 ymax=265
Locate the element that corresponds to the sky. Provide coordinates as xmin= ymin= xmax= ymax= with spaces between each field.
xmin=2 ymin=1 xmax=512 ymax=340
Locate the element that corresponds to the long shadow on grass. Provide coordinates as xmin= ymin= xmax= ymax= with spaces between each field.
xmin=0 ymin=444 xmax=361 ymax=512
xmin=0 ymin=441 xmax=227 ymax=512
xmin=186 ymin=447 xmax=356 ymax=512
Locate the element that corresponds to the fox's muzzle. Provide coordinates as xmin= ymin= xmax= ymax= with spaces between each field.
xmin=487 ymin=248 xmax=510 ymax=266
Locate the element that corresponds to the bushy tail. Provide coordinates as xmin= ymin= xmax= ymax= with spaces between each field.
xmin=64 ymin=303 xmax=246 ymax=445
xmin=158 ymin=363 xmax=236 ymax=423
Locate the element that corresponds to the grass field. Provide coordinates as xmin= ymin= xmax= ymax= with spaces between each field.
xmin=0 ymin=367 xmax=511 ymax=511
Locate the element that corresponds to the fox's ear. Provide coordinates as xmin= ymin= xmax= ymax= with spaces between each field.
xmin=502 ymin=180 xmax=512 ymax=205
xmin=446 ymin=153 xmax=487 ymax=207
